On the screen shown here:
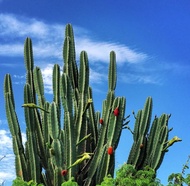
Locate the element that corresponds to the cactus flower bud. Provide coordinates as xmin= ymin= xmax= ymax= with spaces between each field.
xmin=61 ymin=169 xmax=67 ymax=176
xmin=107 ymin=146 xmax=114 ymax=155
xmin=99 ymin=118 xmax=103 ymax=124
xmin=113 ymin=107 xmax=119 ymax=116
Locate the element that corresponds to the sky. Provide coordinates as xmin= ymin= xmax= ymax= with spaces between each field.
xmin=0 ymin=1 xmax=190 ymax=185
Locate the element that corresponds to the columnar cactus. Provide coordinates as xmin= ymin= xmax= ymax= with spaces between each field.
xmin=4 ymin=24 xmax=180 ymax=186
xmin=127 ymin=97 xmax=177 ymax=171
xmin=4 ymin=24 xmax=126 ymax=186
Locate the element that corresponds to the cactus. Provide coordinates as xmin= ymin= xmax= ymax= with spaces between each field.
xmin=127 ymin=97 xmax=179 ymax=172
xmin=4 ymin=23 xmax=180 ymax=185
xmin=4 ymin=24 xmax=126 ymax=186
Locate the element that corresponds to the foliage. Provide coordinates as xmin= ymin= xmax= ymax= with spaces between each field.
xmin=12 ymin=177 xmax=44 ymax=186
xmin=12 ymin=177 xmax=79 ymax=186
xmin=97 ymin=164 xmax=163 ymax=186
xmin=96 ymin=175 xmax=115 ymax=186
xmin=115 ymin=164 xmax=163 ymax=186
xmin=61 ymin=177 xmax=78 ymax=186
xmin=167 ymin=155 xmax=190 ymax=186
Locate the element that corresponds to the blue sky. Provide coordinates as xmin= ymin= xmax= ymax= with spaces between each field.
xmin=0 ymin=1 xmax=190 ymax=185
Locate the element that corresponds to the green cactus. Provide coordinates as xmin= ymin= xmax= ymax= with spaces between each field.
xmin=127 ymin=97 xmax=180 ymax=172
xmin=4 ymin=24 xmax=127 ymax=186
xmin=4 ymin=23 xmax=180 ymax=186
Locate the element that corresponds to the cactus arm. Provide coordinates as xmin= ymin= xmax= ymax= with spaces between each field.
xmin=24 ymin=84 xmax=41 ymax=183
xmin=140 ymin=97 xmax=152 ymax=137
xmin=95 ymin=144 xmax=111 ymax=183
xmin=48 ymin=102 xmax=60 ymax=139
xmin=33 ymin=66 xmax=45 ymax=107
xmin=162 ymin=136 xmax=182 ymax=152
xmin=107 ymin=97 xmax=126 ymax=149
xmin=64 ymin=24 xmax=78 ymax=89
xmin=24 ymin=37 xmax=34 ymax=71
xmin=108 ymin=51 xmax=117 ymax=91
xmin=52 ymin=64 xmax=61 ymax=124
xmin=4 ymin=74 xmax=15 ymax=109
xmin=87 ymin=87 xmax=98 ymax=147
xmin=5 ymin=93 xmax=28 ymax=180
xmin=133 ymin=110 xmax=142 ymax=141
xmin=76 ymin=51 xmax=89 ymax=144
xmin=84 ymin=52 xmax=117 ymax=185
xmin=22 ymin=103 xmax=49 ymax=113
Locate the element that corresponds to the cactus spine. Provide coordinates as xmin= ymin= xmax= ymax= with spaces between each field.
xmin=4 ymin=24 xmax=126 ymax=186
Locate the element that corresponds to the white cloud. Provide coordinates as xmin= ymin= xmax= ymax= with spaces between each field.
xmin=76 ymin=38 xmax=148 ymax=64
xmin=0 ymin=43 xmax=23 ymax=57
xmin=119 ymin=73 xmax=161 ymax=85
xmin=41 ymin=64 xmax=53 ymax=94
xmin=0 ymin=13 xmax=147 ymax=65
xmin=90 ymin=67 xmax=107 ymax=84
xmin=0 ymin=14 xmax=49 ymax=38
xmin=0 ymin=12 xmax=174 ymax=92
xmin=0 ymin=128 xmax=27 ymax=184
xmin=0 ymin=130 xmax=15 ymax=183
xmin=0 ymin=130 xmax=12 ymax=151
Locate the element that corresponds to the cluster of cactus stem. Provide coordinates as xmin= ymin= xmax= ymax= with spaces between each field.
xmin=4 ymin=24 xmax=126 ymax=186
xmin=3 ymin=24 xmax=181 ymax=186
xmin=127 ymin=97 xmax=178 ymax=171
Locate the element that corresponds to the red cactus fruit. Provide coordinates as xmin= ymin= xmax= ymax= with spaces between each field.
xmin=113 ymin=107 xmax=119 ymax=116
xmin=61 ymin=169 xmax=68 ymax=176
xmin=107 ymin=146 xmax=114 ymax=155
xmin=99 ymin=118 xmax=103 ymax=124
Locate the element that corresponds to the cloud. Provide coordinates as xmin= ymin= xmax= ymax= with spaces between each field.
xmin=0 ymin=43 xmax=23 ymax=57
xmin=90 ymin=67 xmax=107 ymax=84
xmin=0 ymin=128 xmax=27 ymax=184
xmin=0 ymin=14 xmax=49 ymax=39
xmin=119 ymin=72 xmax=161 ymax=85
xmin=0 ymin=12 xmax=174 ymax=93
xmin=76 ymin=38 xmax=148 ymax=64
xmin=0 ymin=130 xmax=15 ymax=183
xmin=0 ymin=13 xmax=147 ymax=64
xmin=41 ymin=64 xmax=54 ymax=94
